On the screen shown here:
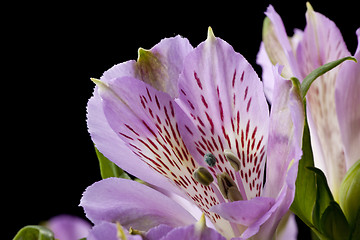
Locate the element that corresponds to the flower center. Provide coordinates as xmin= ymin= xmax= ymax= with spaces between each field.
xmin=194 ymin=151 xmax=246 ymax=203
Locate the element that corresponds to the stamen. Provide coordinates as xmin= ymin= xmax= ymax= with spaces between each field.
xmin=227 ymin=186 xmax=243 ymax=202
xmin=224 ymin=149 xmax=241 ymax=171
xmin=217 ymin=172 xmax=243 ymax=201
xmin=116 ymin=222 xmax=127 ymax=240
xmin=204 ymin=153 xmax=217 ymax=167
xmin=129 ymin=227 xmax=145 ymax=236
xmin=193 ymin=167 xmax=214 ymax=186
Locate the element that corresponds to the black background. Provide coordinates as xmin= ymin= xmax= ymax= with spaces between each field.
xmin=4 ymin=1 xmax=359 ymax=239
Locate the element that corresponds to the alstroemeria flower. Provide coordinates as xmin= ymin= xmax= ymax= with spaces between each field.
xmin=84 ymin=28 xmax=304 ymax=239
xmin=257 ymin=4 xmax=360 ymax=201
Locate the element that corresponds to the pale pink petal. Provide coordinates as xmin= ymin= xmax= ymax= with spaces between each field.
xmin=256 ymin=42 xmax=275 ymax=103
xmin=298 ymin=6 xmax=351 ymax=199
xmin=335 ymin=28 xmax=360 ymax=170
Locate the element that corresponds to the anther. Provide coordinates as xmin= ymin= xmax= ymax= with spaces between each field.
xmin=227 ymin=186 xmax=243 ymax=201
xmin=217 ymin=172 xmax=243 ymax=201
xmin=204 ymin=153 xmax=217 ymax=167
xmin=193 ymin=167 xmax=214 ymax=186
xmin=224 ymin=149 xmax=241 ymax=171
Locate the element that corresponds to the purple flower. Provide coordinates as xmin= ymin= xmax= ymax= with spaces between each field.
xmin=83 ymin=28 xmax=304 ymax=239
xmin=46 ymin=215 xmax=91 ymax=240
xmin=257 ymin=4 xmax=360 ymax=201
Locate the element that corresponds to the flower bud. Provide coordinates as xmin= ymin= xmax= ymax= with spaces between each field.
xmin=339 ymin=159 xmax=360 ymax=225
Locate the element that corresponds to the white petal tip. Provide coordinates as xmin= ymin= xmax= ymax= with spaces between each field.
xmin=195 ymin=213 xmax=206 ymax=232
xmin=306 ymin=2 xmax=314 ymax=12
xmin=207 ymin=27 xmax=216 ymax=42
xmin=91 ymin=78 xmax=109 ymax=89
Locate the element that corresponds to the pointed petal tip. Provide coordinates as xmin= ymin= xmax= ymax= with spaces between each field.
xmin=195 ymin=213 xmax=206 ymax=232
xmin=207 ymin=27 xmax=216 ymax=42
xmin=137 ymin=47 xmax=151 ymax=61
xmin=306 ymin=2 xmax=314 ymax=10
xmin=90 ymin=78 xmax=109 ymax=89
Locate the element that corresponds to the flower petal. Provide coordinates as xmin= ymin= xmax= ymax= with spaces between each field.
xmin=158 ymin=225 xmax=226 ymax=240
xmin=298 ymin=5 xmax=351 ymax=199
xmin=87 ymin=88 xmax=184 ymax=197
xmin=210 ymin=197 xmax=275 ymax=226
xmin=94 ymin=76 xmax=233 ymax=237
xmin=176 ymin=28 xmax=269 ymax=200
xmin=335 ymin=28 xmax=360 ymax=170
xmin=80 ymin=178 xmax=196 ymax=231
xmin=87 ymin=222 xmax=142 ymax=240
xmin=256 ymin=42 xmax=275 ymax=103
xmin=263 ymin=65 xmax=304 ymax=198
xmin=101 ymin=36 xmax=193 ymax=97
xmin=145 ymin=224 xmax=174 ymax=240
xmin=264 ymin=5 xmax=301 ymax=79
xmin=46 ymin=215 xmax=91 ymax=240
xmin=275 ymin=213 xmax=298 ymax=240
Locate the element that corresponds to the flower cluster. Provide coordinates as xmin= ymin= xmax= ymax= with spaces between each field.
xmin=13 ymin=3 xmax=359 ymax=240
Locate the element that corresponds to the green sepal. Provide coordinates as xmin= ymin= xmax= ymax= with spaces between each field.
xmin=306 ymin=166 xmax=334 ymax=228
xmin=320 ymin=201 xmax=350 ymax=240
xmin=350 ymin=208 xmax=360 ymax=240
xmin=339 ymin=159 xmax=360 ymax=225
xmin=13 ymin=225 xmax=54 ymax=240
xmin=300 ymin=56 xmax=357 ymax=99
xmin=290 ymin=115 xmax=317 ymax=227
xmin=94 ymin=146 xmax=131 ymax=179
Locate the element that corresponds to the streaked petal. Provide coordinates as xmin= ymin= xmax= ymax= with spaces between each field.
xmin=87 ymin=222 xmax=142 ymax=240
xmin=210 ymin=197 xmax=275 ymax=226
xmin=100 ymin=36 xmax=193 ymax=97
xmin=299 ymin=5 xmax=351 ymax=199
xmin=176 ymin=28 xmax=269 ymax=200
xmin=87 ymin=88 xmax=184 ymax=197
xmin=80 ymin=178 xmax=196 ymax=231
xmin=46 ymin=215 xmax=91 ymax=240
xmin=94 ymin=77 xmax=233 ymax=237
xmin=335 ymin=28 xmax=360 ymax=169
xmin=231 ymin=66 xmax=303 ymax=240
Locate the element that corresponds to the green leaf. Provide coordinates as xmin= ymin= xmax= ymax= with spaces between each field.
xmin=94 ymin=146 xmax=131 ymax=179
xmin=13 ymin=225 xmax=54 ymax=240
xmin=300 ymin=56 xmax=357 ymax=99
xmin=320 ymin=201 xmax=350 ymax=240
xmin=290 ymin=116 xmax=317 ymax=227
xmin=307 ymin=167 xmax=334 ymax=228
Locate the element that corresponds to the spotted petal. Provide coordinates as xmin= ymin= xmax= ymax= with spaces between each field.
xmin=298 ymin=5 xmax=351 ymax=199
xmin=176 ymin=29 xmax=269 ymax=200
xmin=335 ymin=29 xmax=360 ymax=170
